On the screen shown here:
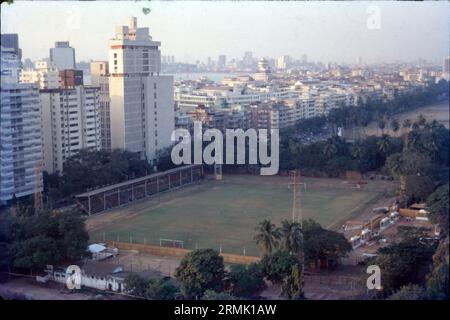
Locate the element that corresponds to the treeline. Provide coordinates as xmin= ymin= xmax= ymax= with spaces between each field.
xmin=326 ymin=79 xmax=449 ymax=132
xmin=39 ymin=148 xmax=185 ymax=210
xmin=280 ymin=115 xmax=449 ymax=180
xmin=364 ymin=118 xmax=449 ymax=300
xmin=0 ymin=207 xmax=89 ymax=272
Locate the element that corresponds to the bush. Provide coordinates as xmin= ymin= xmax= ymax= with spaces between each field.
xmin=228 ymin=263 xmax=266 ymax=298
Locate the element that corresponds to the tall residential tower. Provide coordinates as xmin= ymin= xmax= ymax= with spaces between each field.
xmin=108 ymin=17 xmax=174 ymax=164
xmin=0 ymin=36 xmax=43 ymax=203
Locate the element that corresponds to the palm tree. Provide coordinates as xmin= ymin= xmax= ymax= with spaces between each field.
xmin=429 ymin=119 xmax=440 ymax=130
xmin=254 ymin=220 xmax=281 ymax=256
xmin=377 ymin=134 xmax=391 ymax=155
xmin=322 ymin=138 xmax=338 ymax=158
xmin=417 ymin=114 xmax=427 ymax=127
xmin=378 ymin=119 xmax=386 ymax=135
xmin=390 ymin=119 xmax=400 ymax=134
xmin=351 ymin=142 xmax=364 ymax=160
xmin=402 ymin=119 xmax=411 ymax=132
xmin=407 ymin=130 xmax=420 ymax=150
xmin=280 ymin=220 xmax=303 ymax=255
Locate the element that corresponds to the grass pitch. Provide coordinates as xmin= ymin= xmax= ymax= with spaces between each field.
xmin=88 ymin=175 xmax=383 ymax=256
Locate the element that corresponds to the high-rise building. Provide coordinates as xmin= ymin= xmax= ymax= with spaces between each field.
xmin=91 ymin=61 xmax=111 ymax=150
xmin=20 ymin=59 xmax=60 ymax=89
xmin=254 ymin=58 xmax=272 ymax=82
xmin=302 ymin=54 xmax=308 ymax=64
xmin=243 ymin=52 xmax=253 ymax=66
xmin=0 ymin=46 xmax=21 ymax=84
xmin=1 ymin=34 xmax=22 ymax=61
xmin=59 ymin=69 xmax=83 ymax=88
xmin=276 ymin=55 xmax=290 ymax=70
xmin=357 ymin=56 xmax=363 ymax=66
xmin=108 ymin=17 xmax=174 ymax=164
xmin=40 ymin=86 xmax=101 ymax=173
xmin=443 ymin=56 xmax=450 ymax=74
xmin=217 ymin=55 xmax=226 ymax=69
xmin=1 ymin=39 xmax=43 ymax=203
xmin=50 ymin=41 xmax=76 ymax=70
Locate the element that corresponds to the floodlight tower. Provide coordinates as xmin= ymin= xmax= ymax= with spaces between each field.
xmin=289 ymin=170 xmax=306 ymax=225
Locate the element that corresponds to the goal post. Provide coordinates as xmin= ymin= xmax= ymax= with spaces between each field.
xmin=159 ymin=238 xmax=184 ymax=249
xmin=214 ymin=164 xmax=223 ymax=180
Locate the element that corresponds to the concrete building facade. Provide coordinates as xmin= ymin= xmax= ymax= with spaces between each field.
xmin=49 ymin=41 xmax=76 ymax=70
xmin=40 ymin=86 xmax=101 ymax=174
xmin=1 ymin=39 xmax=43 ymax=203
xmin=91 ymin=61 xmax=112 ymax=150
xmin=108 ymin=17 xmax=174 ymax=164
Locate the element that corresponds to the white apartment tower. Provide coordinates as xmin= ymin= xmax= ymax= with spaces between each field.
xmin=108 ymin=17 xmax=174 ymax=164
xmin=1 ymin=43 xmax=43 ymax=203
xmin=40 ymin=86 xmax=101 ymax=174
xmin=91 ymin=61 xmax=111 ymax=150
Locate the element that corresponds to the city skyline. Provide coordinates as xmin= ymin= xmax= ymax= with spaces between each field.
xmin=1 ymin=1 xmax=449 ymax=65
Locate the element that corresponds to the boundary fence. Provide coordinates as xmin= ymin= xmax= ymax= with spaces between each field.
xmin=106 ymin=241 xmax=261 ymax=265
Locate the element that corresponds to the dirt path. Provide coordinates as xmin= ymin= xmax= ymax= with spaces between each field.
xmin=0 ymin=276 xmax=90 ymax=300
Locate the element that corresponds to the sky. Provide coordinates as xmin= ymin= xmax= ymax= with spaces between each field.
xmin=1 ymin=0 xmax=449 ymax=64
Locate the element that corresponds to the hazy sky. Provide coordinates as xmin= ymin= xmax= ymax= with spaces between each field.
xmin=2 ymin=1 xmax=449 ymax=64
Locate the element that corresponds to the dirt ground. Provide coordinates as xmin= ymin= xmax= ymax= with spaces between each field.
xmin=0 ymin=276 xmax=91 ymax=300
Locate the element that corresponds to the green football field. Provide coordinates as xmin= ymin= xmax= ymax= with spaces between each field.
xmin=88 ymin=175 xmax=381 ymax=256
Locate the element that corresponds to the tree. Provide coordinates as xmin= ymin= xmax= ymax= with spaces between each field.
xmin=281 ymin=263 xmax=305 ymax=300
xmin=402 ymin=175 xmax=436 ymax=205
xmin=372 ymin=239 xmax=435 ymax=294
xmin=201 ymin=290 xmax=238 ymax=300
xmin=46 ymin=149 xmax=152 ymax=201
xmin=416 ymin=114 xmax=427 ymax=127
xmin=377 ymin=134 xmax=392 ymax=155
xmin=386 ymin=151 xmax=432 ymax=177
xmin=426 ymin=237 xmax=449 ymax=300
xmin=280 ymin=220 xmax=303 ymax=255
xmin=388 ymin=284 xmax=427 ymax=300
xmin=426 ymin=185 xmax=449 ymax=236
xmin=302 ymin=219 xmax=351 ymax=268
xmin=322 ymin=138 xmax=338 ymax=158
xmin=146 ymin=278 xmax=180 ymax=300
xmin=402 ymin=119 xmax=412 ymax=131
xmin=6 ymin=209 xmax=89 ymax=271
xmin=124 ymin=274 xmax=150 ymax=297
xmin=351 ymin=142 xmax=364 ymax=160
xmin=124 ymin=274 xmax=180 ymax=299
xmin=254 ymin=220 xmax=281 ymax=256
xmin=390 ymin=119 xmax=400 ymax=134
xmin=228 ymin=263 xmax=266 ymax=298
xmin=260 ymin=250 xmax=300 ymax=283
xmin=175 ymin=249 xmax=225 ymax=299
